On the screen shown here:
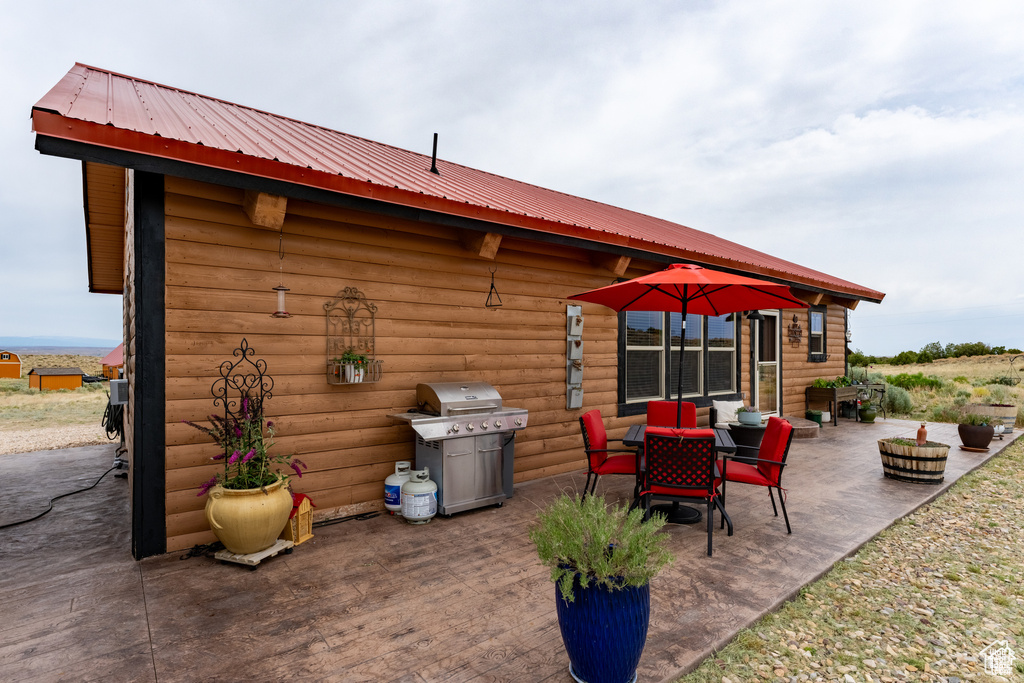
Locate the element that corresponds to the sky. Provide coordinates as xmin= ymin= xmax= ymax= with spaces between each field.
xmin=2 ymin=0 xmax=1022 ymax=356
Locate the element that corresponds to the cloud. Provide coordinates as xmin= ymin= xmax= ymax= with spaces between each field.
xmin=3 ymin=0 xmax=1024 ymax=355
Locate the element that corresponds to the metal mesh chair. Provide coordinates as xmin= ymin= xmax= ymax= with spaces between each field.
xmin=641 ymin=427 xmax=732 ymax=555
xmin=717 ymin=416 xmax=794 ymax=533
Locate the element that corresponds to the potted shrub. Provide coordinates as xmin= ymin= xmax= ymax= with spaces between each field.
xmin=957 ymin=411 xmax=995 ymax=450
xmin=858 ymin=391 xmax=877 ymax=423
xmin=736 ymin=405 xmax=762 ymax=425
xmin=187 ymin=392 xmax=307 ymax=554
xmin=878 ymin=437 xmax=950 ymax=484
xmin=530 ymin=493 xmax=672 ymax=683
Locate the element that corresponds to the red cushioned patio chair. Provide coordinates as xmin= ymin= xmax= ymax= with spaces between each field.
xmin=641 ymin=427 xmax=733 ymax=556
xmin=717 ymin=416 xmax=794 ymax=533
xmin=579 ymin=409 xmax=639 ymax=499
xmin=646 ymin=400 xmax=696 ymax=428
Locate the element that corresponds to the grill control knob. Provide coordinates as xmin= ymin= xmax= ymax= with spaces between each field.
xmin=481 ymin=422 xmax=489 ymax=430
xmin=466 ymin=423 xmax=474 ymax=432
xmin=494 ymin=420 xmax=502 ymax=429
xmin=515 ymin=418 xmax=523 ymax=426
xmin=450 ymin=424 xmax=459 ymax=433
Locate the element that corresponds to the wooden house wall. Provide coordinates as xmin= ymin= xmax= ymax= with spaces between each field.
xmin=781 ymin=305 xmax=847 ymax=414
xmin=123 ymin=169 xmax=137 ymax=522
xmin=158 ymin=176 xmax=854 ymax=550
xmin=161 ymin=177 xmax=645 ymax=551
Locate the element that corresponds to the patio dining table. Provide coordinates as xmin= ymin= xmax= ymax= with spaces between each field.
xmin=624 ymin=424 xmax=737 ymax=524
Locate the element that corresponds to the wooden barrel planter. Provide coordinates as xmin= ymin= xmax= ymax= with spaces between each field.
xmin=877 ymin=438 xmax=950 ymax=485
xmin=966 ymin=403 xmax=1017 ymax=425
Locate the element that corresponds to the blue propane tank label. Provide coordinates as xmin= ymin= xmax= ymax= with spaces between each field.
xmin=384 ymin=484 xmax=402 ymax=508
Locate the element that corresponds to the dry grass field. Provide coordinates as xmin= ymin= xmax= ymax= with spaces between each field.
xmin=0 ymin=354 xmax=110 ymax=455
xmin=19 ymin=353 xmax=104 ymax=376
xmin=861 ymin=354 xmax=1024 ymax=426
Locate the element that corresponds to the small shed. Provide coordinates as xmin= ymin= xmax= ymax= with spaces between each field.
xmin=101 ymin=343 xmax=124 ymax=379
xmin=0 ymin=350 xmax=21 ymax=379
xmin=28 ymin=367 xmax=85 ymax=391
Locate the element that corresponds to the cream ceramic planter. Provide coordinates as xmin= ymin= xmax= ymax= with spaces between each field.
xmin=205 ymin=477 xmax=292 ymax=554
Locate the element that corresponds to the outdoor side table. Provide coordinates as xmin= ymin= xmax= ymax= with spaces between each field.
xmin=726 ymin=422 xmax=765 ymax=465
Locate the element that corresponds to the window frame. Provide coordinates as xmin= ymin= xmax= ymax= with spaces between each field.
xmin=618 ymin=311 xmax=743 ymax=417
xmin=808 ymin=306 xmax=827 ymax=363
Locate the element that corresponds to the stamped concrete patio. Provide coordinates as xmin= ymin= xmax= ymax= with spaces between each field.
xmin=2 ymin=418 xmax=1019 ymax=682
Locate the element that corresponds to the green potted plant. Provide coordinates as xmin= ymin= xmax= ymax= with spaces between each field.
xmin=736 ymin=405 xmax=762 ymax=425
xmin=957 ymin=411 xmax=995 ymax=450
xmin=186 ymin=391 xmax=307 ymax=554
xmin=530 ymin=492 xmax=672 ymax=683
xmin=341 ymin=348 xmax=367 ymax=383
xmin=857 ymin=390 xmax=877 ymax=423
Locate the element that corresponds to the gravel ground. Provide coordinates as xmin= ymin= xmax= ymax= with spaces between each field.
xmin=0 ymin=424 xmax=110 ymax=456
xmin=679 ymin=436 xmax=1024 ymax=683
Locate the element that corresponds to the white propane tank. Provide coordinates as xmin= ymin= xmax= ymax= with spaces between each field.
xmin=401 ymin=467 xmax=437 ymax=524
xmin=384 ymin=461 xmax=412 ymax=515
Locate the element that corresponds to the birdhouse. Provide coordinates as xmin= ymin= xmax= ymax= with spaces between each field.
xmin=280 ymin=493 xmax=314 ymax=545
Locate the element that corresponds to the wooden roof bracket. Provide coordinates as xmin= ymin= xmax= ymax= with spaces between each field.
xmin=243 ymin=190 xmax=288 ymax=229
xmin=591 ymin=253 xmax=631 ymax=277
xmin=832 ymin=296 xmax=859 ymax=311
xmin=460 ymin=229 xmax=502 ymax=259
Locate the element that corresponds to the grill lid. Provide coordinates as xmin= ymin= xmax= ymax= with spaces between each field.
xmin=417 ymin=381 xmax=502 ymax=416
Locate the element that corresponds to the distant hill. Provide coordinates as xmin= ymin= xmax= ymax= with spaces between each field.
xmin=0 ymin=336 xmax=121 ymax=356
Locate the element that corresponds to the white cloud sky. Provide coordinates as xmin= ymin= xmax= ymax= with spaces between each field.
xmin=2 ymin=0 xmax=1022 ymax=355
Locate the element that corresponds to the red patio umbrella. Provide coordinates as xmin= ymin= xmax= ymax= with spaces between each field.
xmin=569 ymin=263 xmax=808 ymax=427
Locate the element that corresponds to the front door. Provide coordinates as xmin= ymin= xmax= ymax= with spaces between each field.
xmin=754 ymin=311 xmax=780 ymax=415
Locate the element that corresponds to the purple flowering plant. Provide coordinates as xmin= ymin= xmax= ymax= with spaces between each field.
xmin=185 ymin=392 xmax=307 ymax=496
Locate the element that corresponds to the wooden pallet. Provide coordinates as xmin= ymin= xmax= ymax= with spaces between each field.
xmin=215 ymin=539 xmax=294 ymax=568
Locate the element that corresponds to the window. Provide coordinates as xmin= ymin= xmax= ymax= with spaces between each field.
xmin=0 ymin=353 xmax=8 ymax=360
xmin=707 ymin=315 xmax=736 ymax=393
xmin=808 ymin=307 xmax=826 ymax=362
xmin=625 ymin=311 xmax=664 ymax=401
xmin=622 ymin=312 xmax=737 ymax=409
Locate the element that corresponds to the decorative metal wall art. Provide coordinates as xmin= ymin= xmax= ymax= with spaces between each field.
xmin=485 ymin=267 xmax=503 ymax=308
xmin=566 ymin=305 xmax=584 ymax=409
xmin=787 ymin=314 xmax=803 ymax=344
xmin=324 ymin=287 xmax=383 ymax=384
xmin=212 ymin=339 xmax=274 ymax=451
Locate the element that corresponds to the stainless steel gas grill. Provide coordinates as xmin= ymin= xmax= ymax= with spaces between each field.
xmin=391 ymin=382 xmax=528 ymax=515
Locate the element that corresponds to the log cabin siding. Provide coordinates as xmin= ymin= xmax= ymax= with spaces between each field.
xmin=162 ymin=177 xmax=633 ymax=550
xmin=160 ymin=176 xmax=855 ymax=551
xmin=780 ymin=305 xmax=847 ymax=414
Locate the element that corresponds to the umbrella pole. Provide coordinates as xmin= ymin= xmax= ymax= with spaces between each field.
xmin=676 ymin=294 xmax=688 ymax=428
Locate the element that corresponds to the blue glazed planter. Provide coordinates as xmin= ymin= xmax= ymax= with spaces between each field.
xmin=555 ymin=577 xmax=651 ymax=683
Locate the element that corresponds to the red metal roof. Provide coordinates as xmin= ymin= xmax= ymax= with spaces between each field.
xmin=100 ymin=343 xmax=123 ymax=367
xmin=32 ymin=64 xmax=883 ymax=301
